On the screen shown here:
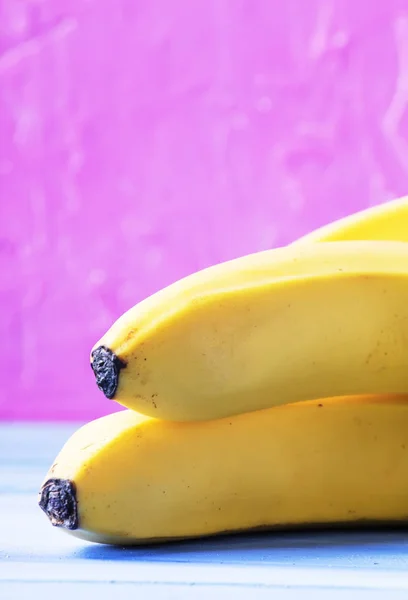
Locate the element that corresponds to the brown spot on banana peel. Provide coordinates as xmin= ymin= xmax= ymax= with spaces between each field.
xmin=124 ymin=328 xmax=138 ymax=343
xmin=90 ymin=346 xmax=126 ymax=399
xmin=38 ymin=478 xmax=79 ymax=530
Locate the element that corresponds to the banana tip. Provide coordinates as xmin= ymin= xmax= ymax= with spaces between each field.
xmin=90 ymin=345 xmax=126 ymax=399
xmin=38 ymin=478 xmax=79 ymax=530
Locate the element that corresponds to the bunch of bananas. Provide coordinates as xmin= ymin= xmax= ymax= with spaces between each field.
xmin=39 ymin=196 xmax=408 ymax=545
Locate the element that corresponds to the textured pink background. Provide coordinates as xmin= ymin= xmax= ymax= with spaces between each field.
xmin=2 ymin=0 xmax=408 ymax=421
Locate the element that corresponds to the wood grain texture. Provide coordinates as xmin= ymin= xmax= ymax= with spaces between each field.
xmin=1 ymin=424 xmax=408 ymax=597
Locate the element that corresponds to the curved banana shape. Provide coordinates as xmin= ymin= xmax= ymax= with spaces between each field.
xmin=91 ymin=240 xmax=408 ymax=421
xmin=294 ymin=195 xmax=408 ymax=244
xmin=39 ymin=396 xmax=408 ymax=545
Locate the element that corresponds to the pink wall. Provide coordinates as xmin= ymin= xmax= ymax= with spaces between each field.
xmin=2 ymin=0 xmax=408 ymax=421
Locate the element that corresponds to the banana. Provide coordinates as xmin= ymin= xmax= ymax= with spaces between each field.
xmin=39 ymin=396 xmax=408 ymax=545
xmin=90 ymin=240 xmax=408 ymax=421
xmin=293 ymin=195 xmax=408 ymax=244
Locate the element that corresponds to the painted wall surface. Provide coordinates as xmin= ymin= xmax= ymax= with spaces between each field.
xmin=2 ymin=0 xmax=408 ymax=420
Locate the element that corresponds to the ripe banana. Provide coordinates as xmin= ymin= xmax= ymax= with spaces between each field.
xmin=91 ymin=240 xmax=408 ymax=421
xmin=293 ymin=195 xmax=408 ymax=244
xmin=39 ymin=396 xmax=408 ymax=545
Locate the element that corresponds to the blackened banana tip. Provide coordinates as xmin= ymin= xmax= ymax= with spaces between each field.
xmin=90 ymin=346 xmax=126 ymax=399
xmin=38 ymin=478 xmax=79 ymax=530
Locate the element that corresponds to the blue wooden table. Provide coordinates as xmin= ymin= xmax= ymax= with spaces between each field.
xmin=2 ymin=423 xmax=408 ymax=598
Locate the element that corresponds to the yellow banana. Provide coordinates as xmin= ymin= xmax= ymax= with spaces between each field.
xmin=293 ymin=195 xmax=408 ymax=244
xmin=91 ymin=240 xmax=408 ymax=421
xmin=39 ymin=396 xmax=408 ymax=545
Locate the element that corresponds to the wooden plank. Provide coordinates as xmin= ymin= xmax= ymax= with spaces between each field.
xmin=4 ymin=557 xmax=408 ymax=591
xmin=3 ymin=582 xmax=408 ymax=600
